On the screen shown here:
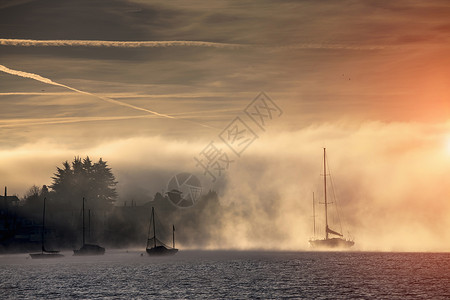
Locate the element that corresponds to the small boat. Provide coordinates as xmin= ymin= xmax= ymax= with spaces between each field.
xmin=73 ymin=243 xmax=105 ymax=255
xmin=146 ymin=207 xmax=178 ymax=256
xmin=73 ymin=197 xmax=105 ymax=256
xmin=309 ymin=148 xmax=355 ymax=249
xmin=30 ymin=197 xmax=64 ymax=259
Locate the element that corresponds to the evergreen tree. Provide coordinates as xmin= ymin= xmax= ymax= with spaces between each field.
xmin=50 ymin=156 xmax=117 ymax=210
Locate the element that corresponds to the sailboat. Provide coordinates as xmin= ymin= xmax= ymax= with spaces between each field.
xmin=146 ymin=207 xmax=178 ymax=256
xmin=309 ymin=148 xmax=355 ymax=249
xmin=73 ymin=197 xmax=105 ymax=256
xmin=30 ymin=197 xmax=64 ymax=259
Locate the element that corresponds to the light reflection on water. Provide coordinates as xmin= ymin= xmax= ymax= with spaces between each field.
xmin=0 ymin=250 xmax=449 ymax=299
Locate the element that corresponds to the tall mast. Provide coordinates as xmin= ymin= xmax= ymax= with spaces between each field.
xmin=82 ymin=197 xmax=85 ymax=246
xmin=324 ymin=148 xmax=329 ymax=240
xmin=152 ymin=207 xmax=156 ymax=248
xmin=173 ymin=225 xmax=175 ymax=249
xmin=4 ymin=186 xmax=7 ymax=212
xmin=312 ymin=192 xmax=316 ymax=238
xmin=146 ymin=207 xmax=152 ymax=249
xmin=88 ymin=209 xmax=91 ymax=242
xmin=41 ymin=197 xmax=46 ymax=253
xmin=3 ymin=187 xmax=8 ymax=231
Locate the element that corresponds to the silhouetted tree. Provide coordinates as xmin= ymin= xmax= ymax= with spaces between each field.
xmin=20 ymin=185 xmax=54 ymax=220
xmin=50 ymin=156 xmax=117 ymax=210
xmin=21 ymin=185 xmax=42 ymax=213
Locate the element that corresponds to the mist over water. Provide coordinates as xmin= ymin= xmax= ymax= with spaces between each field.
xmin=1 ymin=250 xmax=449 ymax=299
xmin=2 ymin=121 xmax=450 ymax=252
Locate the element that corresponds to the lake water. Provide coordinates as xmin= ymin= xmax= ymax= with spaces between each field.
xmin=0 ymin=250 xmax=449 ymax=299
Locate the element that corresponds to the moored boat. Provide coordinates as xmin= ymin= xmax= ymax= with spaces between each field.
xmin=29 ymin=197 xmax=64 ymax=259
xmin=73 ymin=197 xmax=105 ymax=256
xmin=309 ymin=148 xmax=355 ymax=249
xmin=146 ymin=207 xmax=178 ymax=256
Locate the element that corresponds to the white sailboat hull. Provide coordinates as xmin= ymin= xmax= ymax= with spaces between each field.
xmin=309 ymin=237 xmax=354 ymax=249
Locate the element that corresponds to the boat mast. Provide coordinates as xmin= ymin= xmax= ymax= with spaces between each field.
xmin=312 ymin=192 xmax=316 ymax=238
xmin=324 ymin=148 xmax=329 ymax=240
xmin=82 ymin=197 xmax=85 ymax=246
xmin=41 ymin=197 xmax=46 ymax=253
xmin=173 ymin=225 xmax=175 ymax=249
xmin=152 ymin=207 xmax=156 ymax=248
xmin=88 ymin=209 xmax=91 ymax=242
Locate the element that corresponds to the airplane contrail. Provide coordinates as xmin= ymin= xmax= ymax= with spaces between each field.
xmin=0 ymin=108 xmax=240 ymax=128
xmin=0 ymin=64 xmax=219 ymax=129
xmin=269 ymin=43 xmax=398 ymax=51
xmin=0 ymin=38 xmax=394 ymax=51
xmin=0 ymin=38 xmax=246 ymax=49
xmin=0 ymin=92 xmax=75 ymax=96
xmin=0 ymin=91 xmax=251 ymax=98
xmin=0 ymin=115 xmax=156 ymax=128
xmin=0 ymin=64 xmax=174 ymax=119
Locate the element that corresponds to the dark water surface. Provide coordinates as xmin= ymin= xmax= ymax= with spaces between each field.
xmin=0 ymin=250 xmax=449 ymax=299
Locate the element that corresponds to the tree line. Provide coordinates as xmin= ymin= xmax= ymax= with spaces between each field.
xmin=3 ymin=156 xmax=223 ymax=252
xmin=23 ymin=156 xmax=117 ymax=212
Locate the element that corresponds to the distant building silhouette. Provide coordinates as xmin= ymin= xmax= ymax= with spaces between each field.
xmin=1 ymin=186 xmax=39 ymax=253
xmin=1 ymin=186 xmax=19 ymax=209
xmin=1 ymin=186 xmax=20 ymax=234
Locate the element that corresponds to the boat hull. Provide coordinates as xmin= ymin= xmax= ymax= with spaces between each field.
xmin=30 ymin=252 xmax=64 ymax=259
xmin=73 ymin=244 xmax=105 ymax=256
xmin=309 ymin=238 xmax=354 ymax=249
xmin=146 ymin=246 xmax=178 ymax=256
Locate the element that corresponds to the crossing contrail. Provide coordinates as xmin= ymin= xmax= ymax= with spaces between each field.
xmin=0 ymin=64 xmax=220 ymax=129
xmin=0 ymin=64 xmax=174 ymax=119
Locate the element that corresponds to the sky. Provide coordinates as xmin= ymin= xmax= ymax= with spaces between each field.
xmin=1 ymin=0 xmax=450 ymax=251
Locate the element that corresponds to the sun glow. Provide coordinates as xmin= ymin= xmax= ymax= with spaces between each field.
xmin=445 ymin=135 xmax=450 ymax=155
